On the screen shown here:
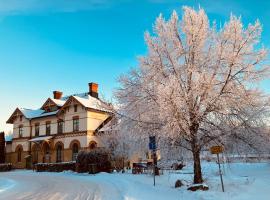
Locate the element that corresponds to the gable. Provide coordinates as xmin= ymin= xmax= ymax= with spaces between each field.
xmin=6 ymin=108 xmax=24 ymax=124
xmin=41 ymin=98 xmax=58 ymax=112
xmin=57 ymin=96 xmax=84 ymax=115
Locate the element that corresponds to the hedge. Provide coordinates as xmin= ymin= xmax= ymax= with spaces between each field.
xmin=0 ymin=163 xmax=12 ymax=172
xmin=76 ymin=149 xmax=112 ymax=173
xmin=34 ymin=162 xmax=76 ymax=172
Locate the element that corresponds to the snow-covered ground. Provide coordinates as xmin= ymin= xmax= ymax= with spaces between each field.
xmin=0 ymin=162 xmax=269 ymax=200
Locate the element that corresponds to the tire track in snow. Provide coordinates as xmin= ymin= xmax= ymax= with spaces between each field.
xmin=0 ymin=171 xmax=118 ymax=200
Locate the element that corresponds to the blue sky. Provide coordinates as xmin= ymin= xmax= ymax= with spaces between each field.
xmin=1 ymin=0 xmax=270 ymax=133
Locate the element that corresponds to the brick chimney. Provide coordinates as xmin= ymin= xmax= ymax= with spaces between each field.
xmin=88 ymin=82 xmax=98 ymax=98
xmin=53 ymin=91 xmax=63 ymax=99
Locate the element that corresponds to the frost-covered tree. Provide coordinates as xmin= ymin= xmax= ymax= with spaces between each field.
xmin=116 ymin=7 xmax=269 ymax=184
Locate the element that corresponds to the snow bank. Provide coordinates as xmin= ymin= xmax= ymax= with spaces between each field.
xmin=0 ymin=162 xmax=269 ymax=200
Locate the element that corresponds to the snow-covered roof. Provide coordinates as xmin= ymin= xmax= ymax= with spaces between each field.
xmin=29 ymin=136 xmax=53 ymax=142
xmin=20 ymin=108 xmax=57 ymax=119
xmin=73 ymin=95 xmax=112 ymax=113
xmin=51 ymin=98 xmax=66 ymax=107
xmin=7 ymin=92 xmax=112 ymax=124
xmin=99 ymin=118 xmax=120 ymax=132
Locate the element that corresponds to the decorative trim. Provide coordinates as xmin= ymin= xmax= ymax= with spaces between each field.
xmin=54 ymin=131 xmax=87 ymax=139
xmin=13 ymin=137 xmax=30 ymax=141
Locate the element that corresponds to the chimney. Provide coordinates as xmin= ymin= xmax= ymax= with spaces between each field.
xmin=88 ymin=82 xmax=98 ymax=98
xmin=53 ymin=91 xmax=63 ymax=99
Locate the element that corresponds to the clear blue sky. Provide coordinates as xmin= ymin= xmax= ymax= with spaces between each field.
xmin=1 ymin=0 xmax=270 ymax=133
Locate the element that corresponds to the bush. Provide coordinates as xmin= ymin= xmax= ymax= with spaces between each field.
xmin=188 ymin=184 xmax=209 ymax=191
xmin=76 ymin=149 xmax=112 ymax=173
xmin=175 ymin=180 xmax=183 ymax=188
xmin=0 ymin=163 xmax=12 ymax=172
xmin=35 ymin=162 xmax=76 ymax=172
xmin=171 ymin=163 xmax=185 ymax=170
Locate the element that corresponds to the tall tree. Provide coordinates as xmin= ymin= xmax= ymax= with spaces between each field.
xmin=116 ymin=7 xmax=269 ymax=184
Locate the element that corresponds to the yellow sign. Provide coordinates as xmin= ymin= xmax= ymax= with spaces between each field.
xmin=210 ymin=146 xmax=223 ymax=154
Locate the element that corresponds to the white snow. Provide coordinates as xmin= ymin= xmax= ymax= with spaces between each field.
xmin=51 ymin=98 xmax=66 ymax=107
xmin=28 ymin=136 xmax=53 ymax=142
xmin=0 ymin=162 xmax=269 ymax=200
xmin=20 ymin=108 xmax=57 ymax=119
xmin=73 ymin=95 xmax=112 ymax=113
xmin=0 ymin=178 xmax=16 ymax=193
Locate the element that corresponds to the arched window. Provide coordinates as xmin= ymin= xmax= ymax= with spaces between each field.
xmin=17 ymin=147 xmax=22 ymax=162
xmin=42 ymin=142 xmax=51 ymax=163
xmin=56 ymin=144 xmax=63 ymax=163
xmin=89 ymin=141 xmax=97 ymax=150
xmin=72 ymin=143 xmax=79 ymax=161
xmin=32 ymin=145 xmax=38 ymax=163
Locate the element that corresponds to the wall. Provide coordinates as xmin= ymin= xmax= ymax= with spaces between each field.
xmin=13 ymin=115 xmax=31 ymax=138
xmin=62 ymin=104 xmax=87 ymax=133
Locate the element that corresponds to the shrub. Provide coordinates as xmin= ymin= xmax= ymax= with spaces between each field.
xmin=76 ymin=149 xmax=112 ymax=173
xmin=188 ymin=184 xmax=209 ymax=191
xmin=0 ymin=163 xmax=12 ymax=172
xmin=171 ymin=163 xmax=185 ymax=170
xmin=35 ymin=162 xmax=76 ymax=172
xmin=175 ymin=180 xmax=183 ymax=188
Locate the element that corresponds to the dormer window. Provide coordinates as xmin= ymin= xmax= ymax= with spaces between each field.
xmin=18 ymin=125 xmax=23 ymax=138
xmin=74 ymin=105 xmax=77 ymax=112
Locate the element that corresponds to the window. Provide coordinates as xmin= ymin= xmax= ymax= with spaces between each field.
xmin=46 ymin=122 xmax=51 ymax=135
xmin=74 ymin=105 xmax=77 ymax=112
xmin=17 ymin=147 xmax=22 ymax=162
xmin=89 ymin=141 xmax=97 ymax=150
xmin=43 ymin=143 xmax=50 ymax=163
xmin=56 ymin=145 xmax=63 ymax=162
xmin=19 ymin=115 xmax=22 ymax=121
xmin=35 ymin=123 xmax=39 ymax=136
xmin=72 ymin=143 xmax=79 ymax=161
xmin=57 ymin=120 xmax=64 ymax=134
xmin=18 ymin=126 xmax=23 ymax=138
xmin=32 ymin=145 xmax=38 ymax=163
xmin=73 ymin=118 xmax=79 ymax=132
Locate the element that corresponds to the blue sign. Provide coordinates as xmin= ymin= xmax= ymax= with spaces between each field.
xmin=149 ymin=136 xmax=156 ymax=150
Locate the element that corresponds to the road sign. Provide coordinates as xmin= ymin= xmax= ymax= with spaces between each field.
xmin=149 ymin=136 xmax=156 ymax=150
xmin=210 ymin=146 xmax=223 ymax=154
xmin=210 ymin=145 xmax=225 ymax=192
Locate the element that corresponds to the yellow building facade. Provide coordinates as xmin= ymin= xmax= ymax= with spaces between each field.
xmin=5 ymin=83 xmax=112 ymax=169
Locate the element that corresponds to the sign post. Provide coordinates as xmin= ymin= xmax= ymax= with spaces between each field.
xmin=210 ymin=146 xmax=225 ymax=192
xmin=149 ymin=136 xmax=158 ymax=186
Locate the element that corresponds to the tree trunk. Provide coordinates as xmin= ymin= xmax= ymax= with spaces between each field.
xmin=192 ymin=149 xmax=203 ymax=184
xmin=190 ymin=124 xmax=203 ymax=184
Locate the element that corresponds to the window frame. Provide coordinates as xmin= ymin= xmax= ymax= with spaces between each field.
xmin=74 ymin=105 xmax=78 ymax=112
xmin=56 ymin=145 xmax=63 ymax=163
xmin=17 ymin=148 xmax=22 ymax=162
xmin=73 ymin=118 xmax=79 ymax=132
xmin=46 ymin=121 xmax=51 ymax=136
xmin=72 ymin=143 xmax=79 ymax=161
xmin=57 ymin=120 xmax=64 ymax=134
xmin=35 ymin=123 xmax=40 ymax=137
xmin=18 ymin=125 xmax=23 ymax=138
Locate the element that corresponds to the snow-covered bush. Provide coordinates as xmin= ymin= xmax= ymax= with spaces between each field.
xmin=0 ymin=163 xmax=12 ymax=172
xmin=35 ymin=162 xmax=76 ymax=172
xmin=76 ymin=149 xmax=112 ymax=173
